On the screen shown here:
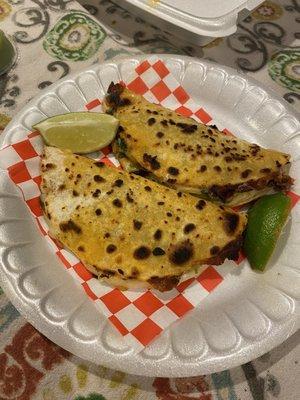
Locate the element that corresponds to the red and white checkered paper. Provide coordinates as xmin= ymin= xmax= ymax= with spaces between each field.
xmin=1 ymin=56 xmax=299 ymax=352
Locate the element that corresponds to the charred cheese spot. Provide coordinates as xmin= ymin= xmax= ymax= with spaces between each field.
xmin=134 ymin=246 xmax=151 ymax=260
xmin=260 ymin=168 xmax=271 ymax=173
xmin=143 ymin=153 xmax=160 ymax=170
xmin=168 ymin=167 xmax=179 ymax=176
xmin=92 ymin=189 xmax=101 ymax=198
xmin=154 ymin=229 xmax=162 ymax=240
xmin=95 ymin=208 xmax=102 ymax=216
xmin=114 ymin=179 xmax=124 ymax=187
xmin=45 ymin=163 xmax=55 ymax=169
xmin=133 ymin=220 xmax=142 ymax=230
xmin=78 ymin=246 xmax=85 ymax=252
xmin=94 ymin=161 xmax=105 ymax=168
xmin=169 ymin=240 xmax=194 ymax=265
xmin=241 ymin=169 xmax=252 ymax=178
xmin=59 ymin=220 xmax=82 ymax=234
xmin=153 ymin=247 xmax=165 ymax=256
xmin=176 ymin=122 xmax=197 ymax=134
xmin=144 ymin=185 xmax=152 ymax=192
xmin=196 ymin=200 xmax=206 ymax=210
xmin=184 ymin=223 xmax=196 ymax=234
xmin=106 ymin=244 xmax=116 ymax=253
xmin=112 ymin=198 xmax=122 ymax=208
xmin=224 ymin=212 xmax=240 ymax=235
xmin=148 ymin=117 xmax=156 ymax=126
xmin=94 ymin=175 xmax=105 ymax=183
xmin=126 ymin=193 xmax=134 ymax=203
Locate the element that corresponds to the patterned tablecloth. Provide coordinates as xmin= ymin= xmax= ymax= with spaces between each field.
xmin=0 ymin=1 xmax=299 ymax=399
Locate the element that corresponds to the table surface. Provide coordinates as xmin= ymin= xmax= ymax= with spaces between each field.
xmin=0 ymin=0 xmax=299 ymax=399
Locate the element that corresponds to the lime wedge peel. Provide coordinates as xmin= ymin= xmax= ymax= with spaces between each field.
xmin=33 ymin=112 xmax=119 ymax=154
xmin=243 ymin=193 xmax=292 ymax=272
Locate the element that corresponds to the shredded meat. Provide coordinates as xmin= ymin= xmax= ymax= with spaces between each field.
xmin=204 ymin=235 xmax=244 ymax=265
xmin=147 ymin=275 xmax=180 ymax=292
xmin=210 ymin=172 xmax=293 ymax=203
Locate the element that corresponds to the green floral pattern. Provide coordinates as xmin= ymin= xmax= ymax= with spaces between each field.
xmin=75 ymin=394 xmax=106 ymax=400
xmin=268 ymin=50 xmax=300 ymax=93
xmin=43 ymin=12 xmax=106 ymax=61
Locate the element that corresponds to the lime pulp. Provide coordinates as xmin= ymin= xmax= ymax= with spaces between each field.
xmin=34 ymin=112 xmax=119 ymax=154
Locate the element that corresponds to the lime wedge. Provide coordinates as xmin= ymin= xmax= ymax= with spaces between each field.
xmin=243 ymin=193 xmax=291 ymax=271
xmin=33 ymin=112 xmax=119 ymax=154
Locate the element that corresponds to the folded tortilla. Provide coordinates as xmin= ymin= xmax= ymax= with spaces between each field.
xmin=41 ymin=146 xmax=247 ymax=291
xmin=104 ymin=83 xmax=293 ymax=206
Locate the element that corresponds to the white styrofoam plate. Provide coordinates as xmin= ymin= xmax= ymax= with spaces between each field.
xmin=120 ymin=0 xmax=264 ymax=37
xmin=0 ymin=55 xmax=299 ymax=377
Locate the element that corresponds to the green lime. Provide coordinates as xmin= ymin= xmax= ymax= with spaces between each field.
xmin=243 ymin=193 xmax=291 ymax=271
xmin=34 ymin=112 xmax=119 ymax=154
xmin=0 ymin=30 xmax=16 ymax=75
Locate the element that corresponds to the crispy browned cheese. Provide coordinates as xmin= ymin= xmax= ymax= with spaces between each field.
xmin=104 ymin=83 xmax=293 ymax=206
xmin=41 ymin=146 xmax=247 ymax=291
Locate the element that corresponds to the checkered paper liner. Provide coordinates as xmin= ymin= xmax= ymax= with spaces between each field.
xmin=1 ymin=57 xmax=299 ymax=352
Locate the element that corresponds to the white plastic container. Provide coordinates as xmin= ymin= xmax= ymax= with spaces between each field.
xmin=118 ymin=0 xmax=264 ymax=46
